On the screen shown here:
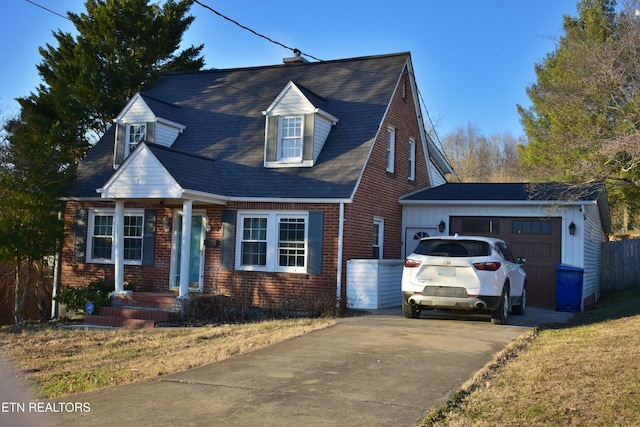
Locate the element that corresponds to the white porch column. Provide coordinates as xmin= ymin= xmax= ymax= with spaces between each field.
xmin=179 ymin=200 xmax=193 ymax=298
xmin=113 ymin=200 xmax=125 ymax=293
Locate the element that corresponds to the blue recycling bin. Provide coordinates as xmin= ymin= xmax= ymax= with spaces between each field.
xmin=556 ymin=263 xmax=584 ymax=312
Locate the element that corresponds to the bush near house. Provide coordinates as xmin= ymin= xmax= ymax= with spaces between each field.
xmin=54 ymin=279 xmax=133 ymax=316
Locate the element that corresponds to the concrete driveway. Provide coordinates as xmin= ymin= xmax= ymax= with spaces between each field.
xmin=43 ymin=307 xmax=573 ymax=427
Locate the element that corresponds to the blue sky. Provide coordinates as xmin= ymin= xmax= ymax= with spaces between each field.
xmin=0 ymin=0 xmax=579 ymax=140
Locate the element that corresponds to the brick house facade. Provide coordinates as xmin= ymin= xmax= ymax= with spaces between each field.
xmin=60 ymin=52 xmax=451 ymax=313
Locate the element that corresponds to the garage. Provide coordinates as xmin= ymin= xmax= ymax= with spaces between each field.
xmin=449 ymin=216 xmax=561 ymax=307
xmin=400 ymin=183 xmax=612 ymax=310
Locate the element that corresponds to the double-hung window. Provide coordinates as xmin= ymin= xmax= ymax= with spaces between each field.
xmin=386 ymin=126 xmax=395 ymax=173
xmin=408 ymin=137 xmax=416 ymax=180
xmin=87 ymin=209 xmax=144 ymax=264
xmin=279 ymin=116 xmax=303 ymax=162
xmin=240 ymin=217 xmax=268 ymax=267
xmin=237 ymin=212 xmax=308 ymax=273
xmin=126 ymin=124 xmax=146 ymax=155
xmin=373 ymin=217 xmax=384 ymax=259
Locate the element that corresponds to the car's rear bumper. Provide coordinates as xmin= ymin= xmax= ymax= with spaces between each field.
xmin=403 ymin=291 xmax=501 ymax=311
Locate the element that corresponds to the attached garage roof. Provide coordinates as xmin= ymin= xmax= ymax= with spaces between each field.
xmin=400 ymin=182 xmax=605 ymax=202
xmin=400 ymin=182 xmax=612 ymax=233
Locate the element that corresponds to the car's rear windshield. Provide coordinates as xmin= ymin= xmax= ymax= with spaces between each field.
xmin=413 ymin=239 xmax=491 ymax=257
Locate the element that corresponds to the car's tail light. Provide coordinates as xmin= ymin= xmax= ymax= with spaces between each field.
xmin=473 ymin=262 xmax=501 ymax=271
xmin=404 ymin=259 xmax=421 ymax=268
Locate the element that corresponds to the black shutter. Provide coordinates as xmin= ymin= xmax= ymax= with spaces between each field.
xmin=307 ymin=211 xmax=323 ymax=274
xmin=142 ymin=209 xmax=156 ymax=266
xmin=265 ymin=116 xmax=278 ymax=162
xmin=145 ymin=122 xmax=155 ymax=144
xmin=73 ymin=208 xmax=88 ymax=262
xmin=303 ymin=114 xmax=314 ymax=161
xmin=114 ymin=124 xmax=126 ymax=168
xmin=220 ymin=210 xmax=237 ymax=270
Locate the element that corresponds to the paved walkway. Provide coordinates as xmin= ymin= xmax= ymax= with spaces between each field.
xmin=24 ymin=308 xmax=574 ymax=426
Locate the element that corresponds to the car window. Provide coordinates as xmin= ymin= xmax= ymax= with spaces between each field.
xmin=496 ymin=242 xmax=516 ymax=263
xmin=414 ymin=240 xmax=490 ymax=257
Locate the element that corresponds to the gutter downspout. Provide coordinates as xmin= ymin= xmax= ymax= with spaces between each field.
xmin=336 ymin=202 xmax=345 ymax=313
xmin=51 ymin=210 xmax=62 ymax=319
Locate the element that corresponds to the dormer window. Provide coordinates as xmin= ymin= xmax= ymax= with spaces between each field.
xmin=263 ymin=81 xmax=338 ymax=169
xmin=127 ymin=124 xmax=146 ymax=155
xmin=112 ymin=93 xmax=186 ymax=169
xmin=279 ymin=116 xmax=303 ymax=162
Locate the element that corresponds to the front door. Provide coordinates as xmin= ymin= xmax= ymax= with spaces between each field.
xmin=171 ymin=212 xmax=205 ymax=292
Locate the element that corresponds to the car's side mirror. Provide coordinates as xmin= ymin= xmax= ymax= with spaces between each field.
xmin=517 ymin=257 xmax=526 ymax=265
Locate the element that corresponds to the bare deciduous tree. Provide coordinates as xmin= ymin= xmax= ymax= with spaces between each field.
xmin=441 ymin=123 xmax=524 ymax=183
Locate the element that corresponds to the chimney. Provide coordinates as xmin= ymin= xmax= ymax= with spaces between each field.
xmin=283 ymin=48 xmax=308 ymax=64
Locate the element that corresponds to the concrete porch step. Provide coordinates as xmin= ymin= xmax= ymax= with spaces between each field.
xmin=82 ymin=315 xmax=156 ymax=329
xmin=112 ymin=292 xmax=179 ymax=311
xmin=81 ymin=292 xmax=178 ymax=329
xmin=98 ymin=306 xmax=172 ymax=322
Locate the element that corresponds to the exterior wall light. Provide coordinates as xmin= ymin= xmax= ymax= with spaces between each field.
xmin=438 ymin=220 xmax=446 ymax=233
xmin=569 ymin=221 xmax=576 ymax=235
xmin=162 ymin=216 xmax=172 ymax=232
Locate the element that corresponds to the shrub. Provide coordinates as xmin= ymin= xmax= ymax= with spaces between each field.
xmin=55 ymin=279 xmax=133 ymax=315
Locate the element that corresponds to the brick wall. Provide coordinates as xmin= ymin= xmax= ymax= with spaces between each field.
xmin=61 ymin=201 xmax=341 ymax=309
xmin=341 ymin=68 xmax=432 ymax=301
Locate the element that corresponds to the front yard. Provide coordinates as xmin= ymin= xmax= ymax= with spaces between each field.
xmin=423 ymin=287 xmax=640 ymax=426
xmin=0 ymin=317 xmax=335 ymax=398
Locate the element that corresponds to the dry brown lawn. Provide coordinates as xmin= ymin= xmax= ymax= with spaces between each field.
xmin=423 ymin=288 xmax=640 ymax=426
xmin=0 ymin=318 xmax=335 ymax=399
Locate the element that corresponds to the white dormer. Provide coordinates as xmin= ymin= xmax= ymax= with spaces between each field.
xmin=113 ymin=93 xmax=186 ymax=169
xmin=263 ymin=81 xmax=338 ymax=168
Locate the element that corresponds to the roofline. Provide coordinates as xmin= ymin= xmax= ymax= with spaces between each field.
xmin=227 ymin=196 xmax=353 ymax=204
xmin=405 ymin=57 xmax=454 ymax=178
xmin=61 ymin=197 xmax=105 ymax=202
xmin=399 ymin=199 xmax=600 ymax=206
xmin=166 ymin=52 xmax=413 ymax=76
xmin=61 ymin=195 xmax=353 ymax=204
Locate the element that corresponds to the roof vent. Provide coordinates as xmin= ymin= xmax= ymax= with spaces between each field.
xmin=283 ymin=48 xmax=308 ymax=64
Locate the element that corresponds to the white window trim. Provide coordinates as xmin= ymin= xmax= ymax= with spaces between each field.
xmin=125 ymin=123 xmax=146 ymax=157
xmin=373 ymin=217 xmax=384 ymax=260
xmin=235 ymin=211 xmax=309 ymax=273
xmin=386 ymin=126 xmax=395 ymax=173
xmin=408 ymin=137 xmax=416 ymax=181
xmin=86 ymin=208 xmax=145 ymax=265
xmin=277 ymin=116 xmax=304 ymax=163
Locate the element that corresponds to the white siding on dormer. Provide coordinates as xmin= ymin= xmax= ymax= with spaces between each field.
xmin=121 ymin=96 xmax=156 ymax=122
xmin=270 ymin=86 xmax=315 ymax=115
xmin=314 ymin=116 xmax=333 ymax=161
xmin=155 ymin=123 xmax=182 ymax=147
xmin=100 ymin=144 xmax=183 ymax=199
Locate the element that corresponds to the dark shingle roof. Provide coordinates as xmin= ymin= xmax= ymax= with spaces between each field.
xmin=66 ymin=52 xmax=410 ymax=199
xmin=401 ymin=182 xmax=607 ymax=202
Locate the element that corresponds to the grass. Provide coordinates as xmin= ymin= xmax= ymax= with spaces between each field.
xmin=0 ymin=317 xmax=335 ymax=399
xmin=422 ymin=287 xmax=640 ymax=426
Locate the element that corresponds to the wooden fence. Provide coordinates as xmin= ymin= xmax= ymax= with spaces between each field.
xmin=602 ymin=239 xmax=640 ymax=291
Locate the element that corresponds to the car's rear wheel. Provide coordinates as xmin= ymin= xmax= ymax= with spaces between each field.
xmin=512 ymin=285 xmax=527 ymax=315
xmin=402 ymin=299 xmax=421 ymax=318
xmin=491 ymin=286 xmax=509 ymax=325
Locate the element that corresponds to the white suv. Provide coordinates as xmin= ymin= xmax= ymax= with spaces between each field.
xmin=401 ymin=235 xmax=527 ymax=324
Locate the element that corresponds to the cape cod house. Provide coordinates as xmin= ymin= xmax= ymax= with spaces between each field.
xmin=60 ymin=52 xmax=452 ymax=322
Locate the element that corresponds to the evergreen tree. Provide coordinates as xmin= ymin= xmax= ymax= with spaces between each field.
xmin=33 ymin=0 xmax=204 ymax=160
xmin=0 ymin=0 xmax=204 ymax=322
xmin=518 ymin=0 xmax=640 ymax=231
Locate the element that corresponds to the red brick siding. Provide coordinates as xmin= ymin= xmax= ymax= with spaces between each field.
xmin=341 ymin=69 xmax=432 ymax=301
xmin=61 ymin=201 xmax=341 ymax=309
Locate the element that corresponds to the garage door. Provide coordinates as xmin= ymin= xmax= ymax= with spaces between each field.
xmin=450 ymin=216 xmax=562 ymax=307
